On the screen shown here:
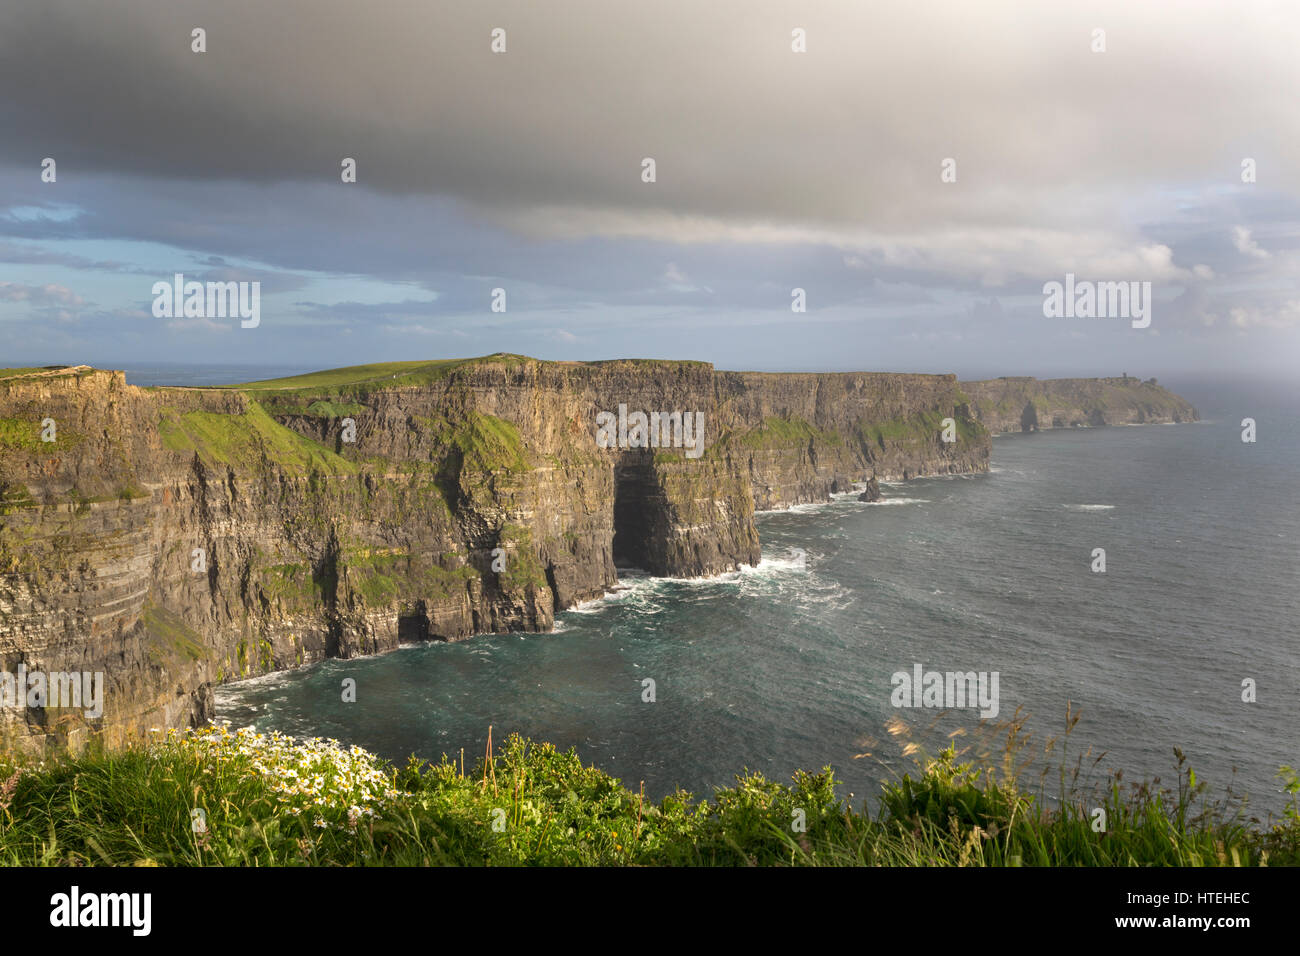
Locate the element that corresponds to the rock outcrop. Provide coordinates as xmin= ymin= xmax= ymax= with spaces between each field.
xmin=0 ymin=356 xmax=1188 ymax=752
xmin=960 ymin=376 xmax=1199 ymax=435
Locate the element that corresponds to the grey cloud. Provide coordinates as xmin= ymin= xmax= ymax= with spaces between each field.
xmin=0 ymin=241 xmax=129 ymax=272
xmin=3 ymin=0 xmax=1297 ymax=242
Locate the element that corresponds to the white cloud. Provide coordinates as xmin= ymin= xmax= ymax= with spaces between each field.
xmin=1229 ymin=301 xmax=1300 ymax=330
xmin=1232 ymin=226 xmax=1270 ymax=260
xmin=0 ymin=282 xmax=85 ymax=306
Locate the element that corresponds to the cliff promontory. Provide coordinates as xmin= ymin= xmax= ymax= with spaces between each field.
xmin=961 ymin=375 xmax=1198 ymax=435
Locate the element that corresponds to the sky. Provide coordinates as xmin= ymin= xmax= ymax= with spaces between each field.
xmin=1 ymin=0 xmax=1298 ymax=381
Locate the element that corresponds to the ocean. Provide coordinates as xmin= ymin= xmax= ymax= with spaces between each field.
xmin=125 ymin=368 xmax=1299 ymax=818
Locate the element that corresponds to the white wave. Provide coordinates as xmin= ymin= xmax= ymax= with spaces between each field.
xmin=756 ymin=494 xmax=857 ymax=515
xmin=743 ymin=549 xmax=811 ymax=575
xmin=1063 ymin=504 xmax=1115 ymax=511
xmin=563 ymin=587 xmax=628 ymax=613
xmin=556 ymin=549 xmax=819 ymax=625
xmin=212 ymin=663 xmax=304 ymax=695
xmin=785 ymin=501 xmax=834 ymax=514
xmin=865 ymin=497 xmax=930 ymax=506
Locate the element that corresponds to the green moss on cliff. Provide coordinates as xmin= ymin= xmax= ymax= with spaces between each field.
xmin=344 ymin=549 xmax=406 ymax=606
xmin=342 ymin=548 xmax=478 ymax=607
xmin=257 ymin=562 xmax=323 ymax=611
xmin=158 ymin=403 xmax=357 ymax=474
xmin=0 ymin=481 xmax=36 ymax=515
xmin=454 ymin=413 xmax=528 ymax=475
xmin=419 ymin=411 xmax=529 ymax=478
xmin=356 ymin=570 xmax=400 ymax=606
xmin=497 ymin=524 xmax=548 ymax=593
xmin=0 ymin=417 xmax=82 ymax=452
xmin=142 ymin=604 xmax=209 ymax=666
xmin=856 ymin=407 xmax=980 ymax=447
xmin=737 ymin=416 xmax=844 ymax=449
xmin=304 ymin=400 xmax=366 ymax=418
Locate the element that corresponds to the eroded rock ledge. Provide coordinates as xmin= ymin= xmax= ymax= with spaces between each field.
xmin=0 ymin=356 xmax=1194 ymax=750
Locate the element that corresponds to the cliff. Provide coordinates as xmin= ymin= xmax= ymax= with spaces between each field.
xmin=0 ymin=356 xmax=987 ymax=752
xmin=960 ymin=376 xmax=1199 ymax=435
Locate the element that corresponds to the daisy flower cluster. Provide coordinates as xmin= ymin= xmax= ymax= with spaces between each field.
xmin=154 ymin=724 xmax=404 ymax=832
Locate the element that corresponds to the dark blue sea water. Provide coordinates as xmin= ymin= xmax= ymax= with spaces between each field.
xmin=130 ymin=367 xmax=1298 ymax=818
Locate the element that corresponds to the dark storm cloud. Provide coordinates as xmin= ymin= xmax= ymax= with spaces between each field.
xmin=4 ymin=0 xmax=1296 ymax=245
xmin=1 ymin=1 xmax=1298 ymax=376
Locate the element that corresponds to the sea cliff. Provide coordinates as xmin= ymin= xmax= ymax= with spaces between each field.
xmin=0 ymin=357 xmax=1195 ymax=751
xmin=962 ymin=375 xmax=1198 ymax=435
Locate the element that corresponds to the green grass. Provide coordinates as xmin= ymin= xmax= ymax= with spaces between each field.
xmin=158 ymin=403 xmax=357 ymax=474
xmin=229 ymin=356 xmax=545 ymax=435
xmin=256 ymin=562 xmax=324 ymax=610
xmin=232 ymin=355 xmax=529 ymax=402
xmin=0 ymin=416 xmax=81 ymax=452
xmin=735 ymin=416 xmax=843 ymax=449
xmin=341 ymin=549 xmax=478 ymax=607
xmin=708 ymin=400 xmax=986 ymax=454
xmin=496 ymin=524 xmax=548 ymax=593
xmin=355 ymin=571 xmax=399 ymax=606
xmin=304 ymin=400 xmax=365 ymax=418
xmin=142 ymin=605 xmax=209 ymax=666
xmin=233 ymin=361 xmax=467 ymax=391
xmin=419 ymin=411 xmax=530 ymax=478
xmin=0 ymin=713 xmax=1294 ymax=867
xmin=856 ymin=406 xmax=981 ymax=446
xmin=578 ymin=357 xmax=712 ymax=370
xmin=229 ymin=356 xmax=712 ymax=395
xmin=454 ymin=413 xmax=528 ymax=475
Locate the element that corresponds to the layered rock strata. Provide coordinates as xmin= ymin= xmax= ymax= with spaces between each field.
xmin=0 ymin=356 xmax=1189 ymax=751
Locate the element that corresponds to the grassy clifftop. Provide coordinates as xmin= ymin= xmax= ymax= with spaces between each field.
xmin=0 ymin=722 xmax=1294 ymax=866
xmin=157 ymin=402 xmax=359 ymax=474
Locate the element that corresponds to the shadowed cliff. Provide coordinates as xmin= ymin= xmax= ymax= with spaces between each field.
xmin=961 ymin=375 xmax=1199 ymax=434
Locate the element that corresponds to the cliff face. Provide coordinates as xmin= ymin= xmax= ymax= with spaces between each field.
xmin=0 ymin=355 xmax=995 ymax=751
xmin=960 ymin=376 xmax=1199 ymax=435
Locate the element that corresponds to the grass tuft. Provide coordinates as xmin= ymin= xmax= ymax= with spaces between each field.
xmin=0 ymin=711 xmax=1294 ymax=866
